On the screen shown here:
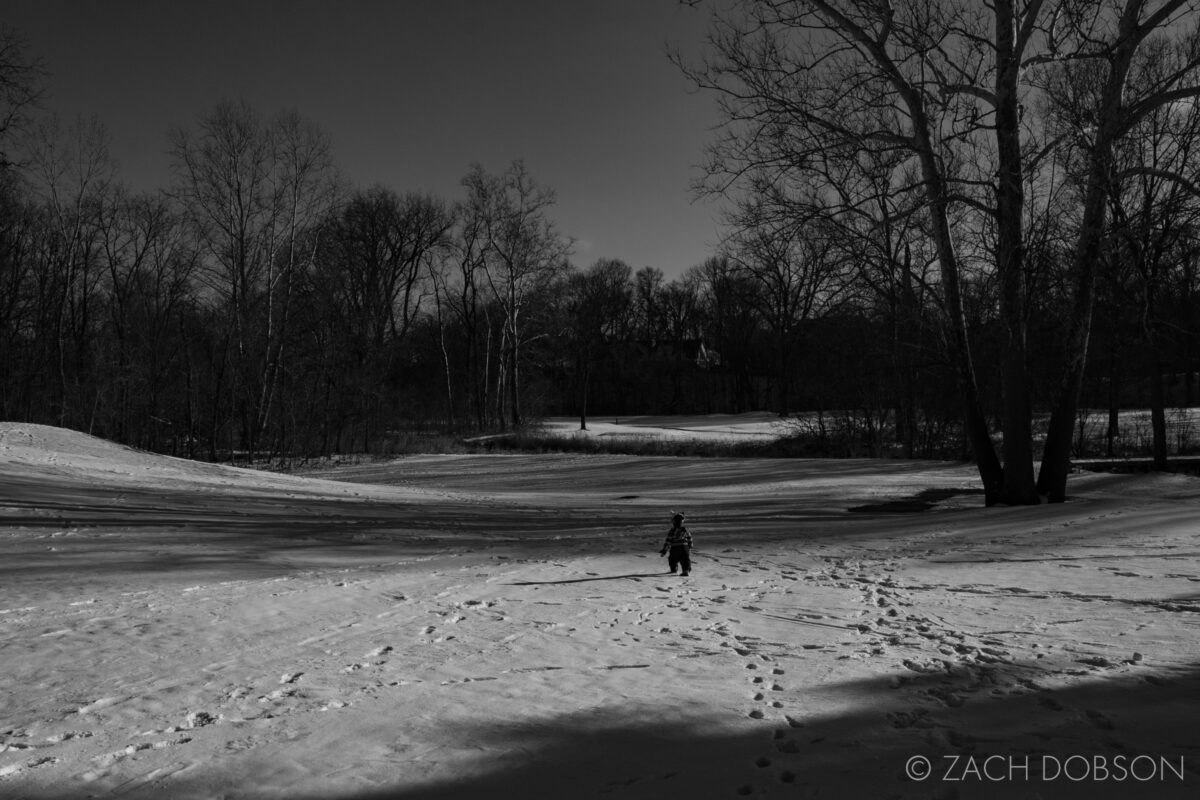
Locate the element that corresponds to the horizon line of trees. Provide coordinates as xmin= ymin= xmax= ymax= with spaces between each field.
xmin=2 ymin=15 xmax=1200 ymax=491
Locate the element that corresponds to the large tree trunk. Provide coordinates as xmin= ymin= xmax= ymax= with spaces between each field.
xmin=960 ymin=368 xmax=1004 ymax=504
xmin=1038 ymin=11 xmax=1140 ymax=502
xmin=994 ymin=0 xmax=1039 ymax=504
xmin=910 ymin=115 xmax=1004 ymax=504
xmin=1038 ymin=169 xmax=1109 ymax=500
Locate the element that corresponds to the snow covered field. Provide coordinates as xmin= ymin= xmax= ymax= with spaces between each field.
xmin=1 ymin=419 xmax=1198 ymax=799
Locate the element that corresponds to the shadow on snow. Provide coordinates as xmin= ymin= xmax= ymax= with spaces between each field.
xmin=505 ymin=572 xmax=674 ymax=585
xmin=7 ymin=658 xmax=1197 ymax=800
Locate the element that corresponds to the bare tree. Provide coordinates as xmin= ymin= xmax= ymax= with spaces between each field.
xmin=632 ymin=265 xmax=667 ymax=344
xmin=24 ymin=113 xmax=116 ymax=427
xmin=170 ymin=100 xmax=338 ymax=457
xmin=317 ymin=187 xmax=453 ymax=448
xmin=1034 ymin=2 xmax=1200 ymax=498
xmin=819 ymin=149 xmax=937 ymax=456
xmin=0 ymin=26 xmax=47 ymax=414
xmin=691 ymin=255 xmax=762 ymax=412
xmin=0 ymin=178 xmax=42 ymax=418
xmin=94 ymin=188 xmax=197 ymax=449
xmin=660 ymin=270 xmax=707 ymax=412
xmin=683 ymin=0 xmax=1011 ymax=501
xmin=685 ymin=0 xmax=1200 ymax=504
xmin=723 ymin=188 xmax=852 ymax=416
xmin=1100 ymin=42 xmax=1200 ymax=468
xmin=563 ymin=258 xmax=633 ymax=430
xmin=0 ymin=25 xmax=45 ymax=170
xmin=445 ymin=190 xmax=494 ymax=429
xmin=328 ymin=187 xmax=452 ymax=349
xmin=463 ymin=160 xmax=572 ymax=428
xmin=259 ymin=111 xmax=340 ymax=451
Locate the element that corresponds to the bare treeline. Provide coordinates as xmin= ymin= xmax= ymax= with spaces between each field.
xmin=0 ymin=95 xmax=580 ymax=459
xmin=0 ymin=94 xmax=939 ymax=462
xmin=4 ymin=6 xmax=1200 ymax=487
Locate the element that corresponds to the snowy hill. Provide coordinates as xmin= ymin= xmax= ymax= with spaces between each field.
xmin=1 ymin=422 xmax=1198 ymax=798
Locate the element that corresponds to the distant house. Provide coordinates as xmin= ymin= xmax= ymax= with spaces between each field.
xmin=640 ymin=338 xmax=721 ymax=369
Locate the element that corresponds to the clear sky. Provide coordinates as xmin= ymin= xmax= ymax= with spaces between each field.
xmin=5 ymin=0 xmax=725 ymax=278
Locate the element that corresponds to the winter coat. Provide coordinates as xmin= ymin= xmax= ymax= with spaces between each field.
xmin=661 ymin=525 xmax=692 ymax=553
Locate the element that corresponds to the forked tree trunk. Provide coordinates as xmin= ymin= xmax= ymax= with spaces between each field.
xmin=1038 ymin=11 xmax=1140 ymax=502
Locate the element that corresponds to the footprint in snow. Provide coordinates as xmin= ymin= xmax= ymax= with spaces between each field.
xmin=91 ymin=742 xmax=153 ymax=769
xmin=184 ymin=711 xmax=220 ymax=729
xmin=923 ymin=687 xmax=965 ymax=708
xmin=1076 ymin=655 xmax=1114 ymax=669
xmin=225 ymin=686 xmax=254 ymax=702
xmin=0 ymin=756 xmax=58 ymax=778
xmin=887 ymin=708 xmax=933 ymax=729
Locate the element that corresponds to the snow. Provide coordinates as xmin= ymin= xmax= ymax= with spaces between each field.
xmin=1 ymin=419 xmax=1198 ymax=799
xmin=539 ymin=412 xmax=786 ymax=443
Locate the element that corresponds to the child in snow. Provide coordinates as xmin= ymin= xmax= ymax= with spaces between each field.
xmin=659 ymin=513 xmax=693 ymax=576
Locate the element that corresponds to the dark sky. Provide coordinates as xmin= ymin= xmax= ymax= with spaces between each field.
xmin=6 ymin=0 xmax=724 ymax=277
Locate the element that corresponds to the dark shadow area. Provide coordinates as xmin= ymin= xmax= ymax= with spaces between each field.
xmin=1076 ymin=456 xmax=1200 ymax=476
xmin=849 ymin=487 xmax=987 ymax=513
xmin=505 ymin=571 xmax=670 ymax=585
xmin=326 ymin=656 xmax=1200 ymax=799
xmin=0 ymin=464 xmax=971 ymax=587
xmin=314 ymin=453 xmax=969 ymax=494
xmin=8 ymin=659 xmax=1196 ymax=799
xmin=0 ymin=470 xmax=652 ymax=585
